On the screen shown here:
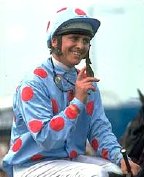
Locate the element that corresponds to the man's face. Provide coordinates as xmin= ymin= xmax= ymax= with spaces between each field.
xmin=52 ymin=34 xmax=91 ymax=67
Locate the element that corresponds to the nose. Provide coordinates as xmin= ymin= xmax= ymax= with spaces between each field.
xmin=76 ymin=39 xmax=86 ymax=49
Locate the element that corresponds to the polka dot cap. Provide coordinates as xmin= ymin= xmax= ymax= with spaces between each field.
xmin=91 ymin=138 xmax=99 ymax=151
xmin=47 ymin=6 xmax=100 ymax=46
xmin=31 ymin=154 xmax=44 ymax=161
xmin=69 ymin=150 xmax=78 ymax=158
xmin=34 ymin=68 xmax=48 ymax=78
xmin=47 ymin=7 xmax=87 ymax=34
xmin=46 ymin=21 xmax=50 ymax=32
xmin=51 ymin=99 xmax=59 ymax=114
xmin=101 ymin=148 xmax=109 ymax=159
xmin=12 ymin=138 xmax=22 ymax=152
xmin=65 ymin=104 xmax=79 ymax=119
xmin=57 ymin=7 xmax=67 ymax=13
xmin=75 ymin=8 xmax=86 ymax=15
xmin=86 ymin=101 xmax=94 ymax=116
xmin=50 ymin=117 xmax=65 ymax=131
xmin=21 ymin=86 xmax=34 ymax=101
xmin=28 ymin=119 xmax=43 ymax=133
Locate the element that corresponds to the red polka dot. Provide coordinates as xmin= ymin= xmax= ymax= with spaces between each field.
xmin=12 ymin=138 xmax=22 ymax=152
xmin=91 ymin=138 xmax=99 ymax=151
xmin=69 ymin=150 xmax=78 ymax=158
xmin=21 ymin=86 xmax=34 ymax=101
xmin=51 ymin=99 xmax=59 ymax=114
xmin=34 ymin=68 xmax=48 ymax=78
xmin=65 ymin=104 xmax=79 ymax=119
xmin=50 ymin=117 xmax=65 ymax=131
xmin=75 ymin=8 xmax=86 ymax=15
xmin=57 ymin=7 xmax=67 ymax=13
xmin=67 ymin=90 xmax=74 ymax=102
xmin=102 ymin=148 xmax=109 ymax=159
xmin=31 ymin=154 xmax=44 ymax=161
xmin=28 ymin=119 xmax=43 ymax=133
xmin=46 ymin=21 xmax=50 ymax=32
xmin=86 ymin=101 xmax=94 ymax=116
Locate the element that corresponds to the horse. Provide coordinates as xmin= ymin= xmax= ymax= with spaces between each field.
xmin=120 ymin=89 xmax=144 ymax=167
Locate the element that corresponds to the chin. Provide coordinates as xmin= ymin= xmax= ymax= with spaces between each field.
xmin=69 ymin=61 xmax=80 ymax=67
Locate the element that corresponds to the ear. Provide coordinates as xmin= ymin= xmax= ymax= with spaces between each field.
xmin=137 ymin=89 xmax=144 ymax=104
xmin=51 ymin=37 xmax=58 ymax=48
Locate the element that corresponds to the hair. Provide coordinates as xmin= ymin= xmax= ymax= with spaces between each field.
xmin=48 ymin=35 xmax=63 ymax=56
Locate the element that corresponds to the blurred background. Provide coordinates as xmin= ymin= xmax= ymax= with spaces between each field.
xmin=0 ymin=0 xmax=144 ymax=175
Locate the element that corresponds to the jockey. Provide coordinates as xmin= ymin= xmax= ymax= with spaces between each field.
xmin=3 ymin=6 xmax=140 ymax=177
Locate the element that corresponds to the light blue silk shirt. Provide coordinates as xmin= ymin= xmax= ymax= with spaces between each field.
xmin=3 ymin=57 xmax=123 ymax=177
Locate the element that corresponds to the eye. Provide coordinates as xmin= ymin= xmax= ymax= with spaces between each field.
xmin=67 ymin=35 xmax=90 ymax=45
xmin=83 ymin=38 xmax=90 ymax=45
xmin=70 ymin=36 xmax=79 ymax=42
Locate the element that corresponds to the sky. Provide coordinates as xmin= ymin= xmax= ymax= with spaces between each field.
xmin=0 ymin=0 xmax=144 ymax=108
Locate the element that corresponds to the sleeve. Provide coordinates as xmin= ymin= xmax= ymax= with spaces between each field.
xmin=87 ymin=86 xmax=123 ymax=165
xmin=15 ymin=80 xmax=85 ymax=151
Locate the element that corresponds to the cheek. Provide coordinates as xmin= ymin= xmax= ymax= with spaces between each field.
xmin=83 ymin=46 xmax=90 ymax=54
xmin=61 ymin=44 xmax=73 ymax=52
xmin=86 ymin=44 xmax=90 ymax=51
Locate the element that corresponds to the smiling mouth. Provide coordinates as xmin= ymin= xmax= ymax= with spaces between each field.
xmin=72 ymin=51 xmax=81 ymax=57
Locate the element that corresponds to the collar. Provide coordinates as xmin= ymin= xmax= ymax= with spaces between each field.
xmin=51 ymin=56 xmax=70 ymax=71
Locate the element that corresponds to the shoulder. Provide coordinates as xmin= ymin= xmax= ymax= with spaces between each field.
xmin=16 ymin=58 xmax=52 ymax=91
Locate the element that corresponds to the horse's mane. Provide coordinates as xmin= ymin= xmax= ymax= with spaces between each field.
xmin=121 ymin=89 xmax=144 ymax=167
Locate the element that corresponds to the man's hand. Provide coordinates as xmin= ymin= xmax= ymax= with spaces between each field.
xmin=75 ymin=67 xmax=100 ymax=103
xmin=120 ymin=158 xmax=141 ymax=176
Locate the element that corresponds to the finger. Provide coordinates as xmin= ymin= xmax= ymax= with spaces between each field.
xmin=77 ymin=67 xmax=100 ymax=82
xmin=77 ymin=67 xmax=86 ymax=81
xmin=82 ymin=76 xmax=100 ymax=83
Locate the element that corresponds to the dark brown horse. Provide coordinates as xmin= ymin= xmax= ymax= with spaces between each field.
xmin=121 ymin=89 xmax=144 ymax=167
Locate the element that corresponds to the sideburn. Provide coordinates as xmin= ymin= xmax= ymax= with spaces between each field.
xmin=51 ymin=36 xmax=63 ymax=56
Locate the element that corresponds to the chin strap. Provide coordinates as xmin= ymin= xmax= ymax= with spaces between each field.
xmin=85 ymin=51 xmax=94 ymax=77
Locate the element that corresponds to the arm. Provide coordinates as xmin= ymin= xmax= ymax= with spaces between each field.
xmin=87 ymin=86 xmax=141 ymax=175
xmin=15 ymin=80 xmax=85 ymax=151
xmin=87 ymin=86 xmax=123 ymax=164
